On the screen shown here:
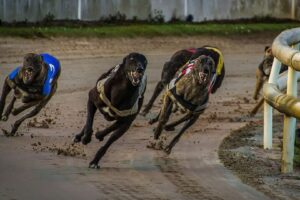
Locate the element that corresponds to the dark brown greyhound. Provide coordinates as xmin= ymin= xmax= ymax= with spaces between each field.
xmin=0 ymin=53 xmax=61 ymax=136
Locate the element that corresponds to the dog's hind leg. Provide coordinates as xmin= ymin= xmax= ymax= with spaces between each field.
xmin=164 ymin=114 xmax=199 ymax=154
xmin=81 ymin=99 xmax=97 ymax=145
xmin=164 ymin=112 xmax=192 ymax=131
xmin=95 ymin=121 xmax=120 ymax=141
xmin=253 ymin=69 xmax=264 ymax=100
xmin=0 ymin=79 xmax=12 ymax=118
xmin=89 ymin=118 xmax=133 ymax=168
xmin=141 ymin=81 xmax=165 ymax=116
xmin=2 ymin=97 xmax=16 ymax=121
xmin=154 ymin=96 xmax=173 ymax=140
xmin=11 ymin=100 xmax=40 ymax=116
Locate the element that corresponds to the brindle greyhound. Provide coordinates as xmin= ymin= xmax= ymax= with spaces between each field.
xmin=150 ymin=54 xmax=225 ymax=154
xmin=0 ymin=53 xmax=61 ymax=136
xmin=74 ymin=53 xmax=148 ymax=168
xmin=250 ymin=46 xmax=288 ymax=116
xmin=141 ymin=46 xmax=225 ymax=116
xmin=141 ymin=48 xmax=197 ymax=116
xmin=253 ymin=46 xmax=288 ymax=100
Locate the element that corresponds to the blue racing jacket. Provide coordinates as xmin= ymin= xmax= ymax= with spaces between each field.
xmin=8 ymin=53 xmax=60 ymax=96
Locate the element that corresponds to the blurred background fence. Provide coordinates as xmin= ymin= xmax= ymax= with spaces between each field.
xmin=0 ymin=0 xmax=298 ymax=23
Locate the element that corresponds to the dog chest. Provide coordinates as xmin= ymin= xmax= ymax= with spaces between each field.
xmin=96 ymin=74 xmax=146 ymax=117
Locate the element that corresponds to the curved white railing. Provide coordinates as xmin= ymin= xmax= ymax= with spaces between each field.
xmin=263 ymin=28 xmax=300 ymax=173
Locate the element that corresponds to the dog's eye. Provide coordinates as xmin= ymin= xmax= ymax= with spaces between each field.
xmin=26 ymin=68 xmax=33 ymax=72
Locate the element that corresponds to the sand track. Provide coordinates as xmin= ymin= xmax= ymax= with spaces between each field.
xmin=0 ymin=36 xmax=272 ymax=200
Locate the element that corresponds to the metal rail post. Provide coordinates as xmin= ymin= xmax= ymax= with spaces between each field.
xmin=77 ymin=0 xmax=82 ymax=20
xmin=282 ymin=45 xmax=299 ymax=173
xmin=264 ymin=58 xmax=281 ymax=149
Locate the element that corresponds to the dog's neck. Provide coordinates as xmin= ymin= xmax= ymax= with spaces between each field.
xmin=35 ymin=63 xmax=48 ymax=84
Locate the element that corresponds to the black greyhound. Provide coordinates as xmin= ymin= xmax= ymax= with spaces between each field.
xmin=0 ymin=53 xmax=61 ymax=136
xmin=74 ymin=53 xmax=148 ymax=168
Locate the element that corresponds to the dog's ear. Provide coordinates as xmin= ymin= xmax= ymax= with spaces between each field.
xmin=122 ymin=55 xmax=128 ymax=66
xmin=264 ymin=46 xmax=270 ymax=52
xmin=264 ymin=46 xmax=273 ymax=57
xmin=136 ymin=53 xmax=147 ymax=68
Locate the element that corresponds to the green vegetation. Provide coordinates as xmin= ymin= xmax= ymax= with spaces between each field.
xmin=1 ymin=23 xmax=300 ymax=38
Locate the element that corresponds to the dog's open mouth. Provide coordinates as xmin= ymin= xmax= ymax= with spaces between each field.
xmin=198 ymin=71 xmax=208 ymax=84
xmin=129 ymin=71 xmax=143 ymax=86
xmin=24 ymin=69 xmax=34 ymax=82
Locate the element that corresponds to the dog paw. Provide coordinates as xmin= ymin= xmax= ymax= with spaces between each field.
xmin=164 ymin=126 xmax=175 ymax=131
xmin=164 ymin=146 xmax=172 ymax=155
xmin=152 ymin=127 xmax=157 ymax=133
xmin=73 ymin=134 xmax=82 ymax=143
xmin=1 ymin=129 xmax=9 ymax=136
xmin=149 ymin=119 xmax=156 ymax=125
xmin=81 ymin=135 xmax=92 ymax=145
xmin=1 ymin=116 xmax=7 ymax=121
xmin=89 ymin=161 xmax=100 ymax=169
xmin=1 ymin=129 xmax=14 ymax=137
xmin=95 ymin=132 xmax=104 ymax=141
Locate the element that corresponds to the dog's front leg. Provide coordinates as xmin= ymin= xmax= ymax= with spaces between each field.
xmin=153 ymin=95 xmax=173 ymax=140
xmin=0 ymin=79 xmax=12 ymax=119
xmin=89 ymin=118 xmax=133 ymax=169
xmin=164 ymin=114 xmax=199 ymax=154
xmin=2 ymin=96 xmax=16 ymax=121
xmin=73 ymin=126 xmax=86 ymax=143
xmin=164 ymin=112 xmax=192 ymax=131
xmin=81 ymin=99 xmax=97 ymax=145
xmin=5 ymin=98 xmax=49 ymax=136
xmin=95 ymin=121 xmax=120 ymax=141
xmin=141 ymin=81 xmax=164 ymax=116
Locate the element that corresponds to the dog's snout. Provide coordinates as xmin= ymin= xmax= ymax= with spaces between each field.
xmin=136 ymin=65 xmax=144 ymax=73
xmin=204 ymin=68 xmax=209 ymax=74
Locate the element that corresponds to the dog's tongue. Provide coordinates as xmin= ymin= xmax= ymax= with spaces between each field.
xmin=25 ymin=71 xmax=32 ymax=80
xmin=132 ymin=71 xmax=142 ymax=85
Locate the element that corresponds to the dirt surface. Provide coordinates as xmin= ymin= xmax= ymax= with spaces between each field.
xmin=0 ymin=34 xmax=296 ymax=200
xmin=219 ymin=116 xmax=300 ymax=200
